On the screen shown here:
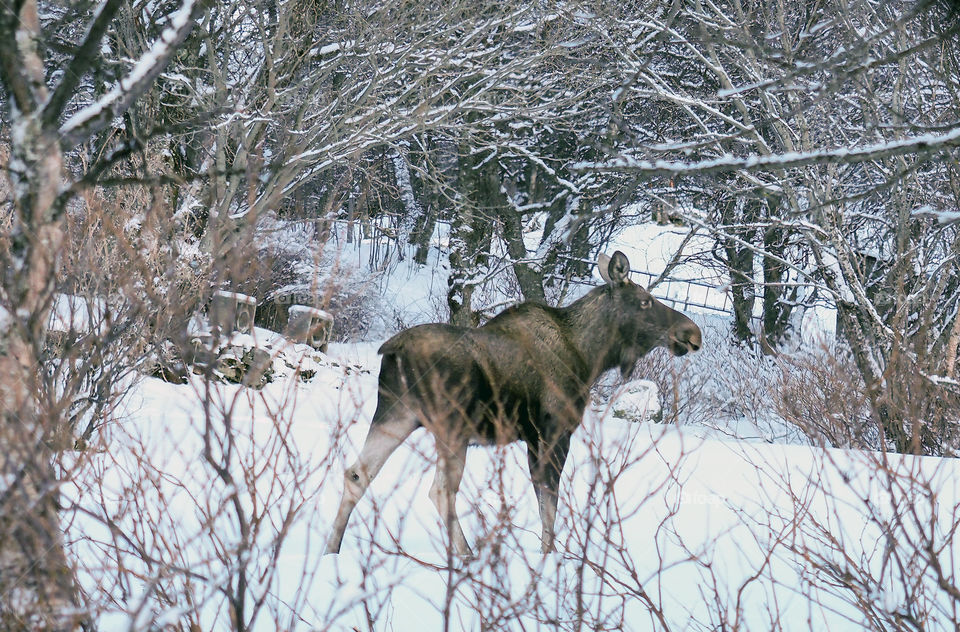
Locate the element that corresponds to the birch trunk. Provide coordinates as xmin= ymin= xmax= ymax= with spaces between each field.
xmin=0 ymin=1 xmax=205 ymax=626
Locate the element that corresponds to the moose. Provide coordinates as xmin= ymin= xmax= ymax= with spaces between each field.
xmin=325 ymin=251 xmax=702 ymax=557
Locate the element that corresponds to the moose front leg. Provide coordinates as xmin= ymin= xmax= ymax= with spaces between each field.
xmin=326 ymin=412 xmax=418 ymax=554
xmin=526 ymin=432 xmax=571 ymax=553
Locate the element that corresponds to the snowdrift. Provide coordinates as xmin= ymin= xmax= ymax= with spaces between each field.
xmin=65 ymin=340 xmax=960 ymax=631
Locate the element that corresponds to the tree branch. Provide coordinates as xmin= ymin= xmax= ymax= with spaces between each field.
xmin=41 ymin=0 xmax=126 ymax=129
xmin=58 ymin=0 xmax=211 ymax=148
xmin=575 ymin=126 xmax=960 ymax=176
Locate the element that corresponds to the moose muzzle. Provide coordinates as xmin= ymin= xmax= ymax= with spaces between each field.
xmin=669 ymin=319 xmax=702 ymax=356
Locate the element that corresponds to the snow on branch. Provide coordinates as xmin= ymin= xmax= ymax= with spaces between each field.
xmin=574 ymin=126 xmax=960 ymax=176
xmin=58 ymin=0 xmax=206 ymax=147
xmin=913 ymin=206 xmax=960 ymax=225
xmin=41 ymin=0 xmax=125 ymax=128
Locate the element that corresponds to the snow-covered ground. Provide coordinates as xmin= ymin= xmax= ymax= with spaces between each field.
xmin=61 ymin=223 xmax=958 ymax=630
xmin=65 ymin=336 xmax=960 ymax=630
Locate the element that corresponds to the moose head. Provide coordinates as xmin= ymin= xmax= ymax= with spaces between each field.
xmin=595 ymin=250 xmax=703 ymax=376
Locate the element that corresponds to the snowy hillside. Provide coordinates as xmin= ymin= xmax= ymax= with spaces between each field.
xmin=66 ymin=336 xmax=960 ymax=631
xmin=7 ymin=2 xmax=960 ymax=629
xmin=63 ymin=215 xmax=960 ymax=632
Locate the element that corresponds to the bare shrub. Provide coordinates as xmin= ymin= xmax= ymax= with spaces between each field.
xmin=774 ymin=340 xmax=960 ymax=455
xmin=776 ymin=344 xmax=877 ymax=449
xmin=1 ymin=151 xmax=205 ymax=627
xmin=879 ymin=348 xmax=960 ymax=456
xmin=628 ymin=317 xmax=805 ymax=442
xmin=64 ymin=362 xmax=345 ymax=631
xmin=321 ymin=265 xmax=385 ymax=342
xmin=227 ymin=214 xmax=389 ymax=342
xmin=27 ymin=171 xmax=204 ymax=447
xmin=240 ymin=213 xmax=325 ymax=331
xmin=746 ymin=447 xmax=960 ymax=631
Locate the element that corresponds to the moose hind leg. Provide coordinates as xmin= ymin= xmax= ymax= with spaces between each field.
xmin=429 ymin=442 xmax=472 ymax=559
xmin=325 ymin=413 xmax=418 ymax=554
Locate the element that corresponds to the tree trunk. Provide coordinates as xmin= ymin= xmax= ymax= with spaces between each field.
xmin=0 ymin=3 xmax=82 ymax=626
xmin=447 ymin=126 xmax=500 ymax=326
xmin=406 ymin=134 xmax=443 ymax=265
xmin=760 ymin=223 xmax=795 ymax=353
xmin=411 ymin=206 xmax=439 ymax=265
xmin=0 ymin=2 xmax=204 ymax=626
xmin=718 ymin=197 xmax=757 ymax=344
xmin=499 ymin=206 xmax=545 ymax=303
xmin=835 ymin=303 xmax=912 ymax=453
xmin=0 ymin=99 xmax=80 ymax=632
xmin=946 ymin=309 xmax=960 ymax=379
xmin=725 ymin=239 xmax=756 ymax=343
xmin=447 ymin=206 xmax=481 ymax=327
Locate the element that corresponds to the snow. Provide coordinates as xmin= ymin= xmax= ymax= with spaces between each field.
xmin=913 ymin=205 xmax=960 ymax=224
xmin=57 ymin=220 xmax=951 ymax=629
xmin=47 ymin=293 xmax=107 ymax=333
xmin=65 ymin=338 xmax=960 ymax=630
xmin=607 ymin=378 xmax=660 ymax=422
xmin=213 ymin=290 xmax=257 ymax=304
xmin=605 ymin=216 xmax=836 ymax=340
xmin=325 ymin=222 xmax=452 ymax=333
xmin=310 ymin=41 xmax=352 ymax=57
xmin=609 ymin=221 xmax=720 ymax=282
xmin=575 ymin=125 xmax=960 ymax=176
xmin=288 ymin=305 xmax=333 ymax=321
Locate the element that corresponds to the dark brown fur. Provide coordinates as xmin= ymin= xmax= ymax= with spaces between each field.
xmin=326 ymin=251 xmax=702 ymax=556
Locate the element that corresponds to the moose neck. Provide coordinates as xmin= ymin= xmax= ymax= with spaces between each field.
xmin=561 ymin=287 xmax=624 ymax=382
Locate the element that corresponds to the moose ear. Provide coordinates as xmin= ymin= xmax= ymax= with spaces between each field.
xmin=606 ymin=251 xmax=630 ymax=284
xmin=597 ymin=253 xmax=612 ymax=283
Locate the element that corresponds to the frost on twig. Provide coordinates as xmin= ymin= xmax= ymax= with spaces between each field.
xmin=575 ymin=126 xmax=960 ymax=176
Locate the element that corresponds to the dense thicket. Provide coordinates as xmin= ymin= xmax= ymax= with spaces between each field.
xmin=2 ymin=0 xmax=960 ymax=626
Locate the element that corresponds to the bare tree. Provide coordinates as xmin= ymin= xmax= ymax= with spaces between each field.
xmin=579 ymin=0 xmax=960 ymax=453
xmin=0 ymin=1 xmax=209 ymax=627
